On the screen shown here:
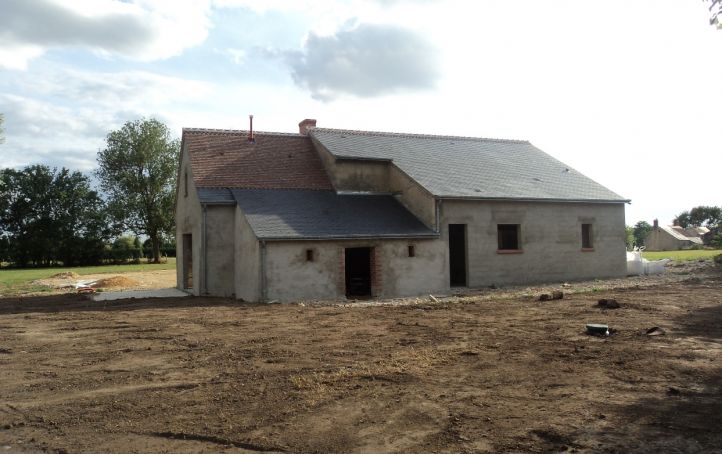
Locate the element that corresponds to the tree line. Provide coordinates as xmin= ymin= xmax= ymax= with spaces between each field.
xmin=0 ymin=119 xmax=178 ymax=268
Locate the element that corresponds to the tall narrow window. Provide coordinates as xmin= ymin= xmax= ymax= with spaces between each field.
xmin=582 ymin=224 xmax=593 ymax=250
xmin=497 ymin=224 xmax=521 ymax=251
xmin=184 ymin=171 xmax=188 ymax=198
xmin=306 ymin=249 xmax=315 ymax=262
xmin=408 ymin=245 xmax=415 ymax=257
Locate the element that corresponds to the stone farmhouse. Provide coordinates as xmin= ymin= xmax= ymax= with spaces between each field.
xmin=644 ymin=219 xmax=707 ymax=251
xmin=175 ymin=119 xmax=629 ymax=302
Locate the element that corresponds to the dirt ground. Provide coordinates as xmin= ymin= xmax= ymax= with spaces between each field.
xmin=1 ymin=264 xmax=721 ymax=453
xmin=34 ymin=270 xmax=176 ymax=292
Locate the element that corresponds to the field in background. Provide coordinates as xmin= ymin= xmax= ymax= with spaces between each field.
xmin=642 ymin=249 xmax=721 ymax=261
xmin=0 ymin=259 xmax=175 ymax=296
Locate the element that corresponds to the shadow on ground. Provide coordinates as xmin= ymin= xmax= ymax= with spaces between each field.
xmin=603 ymin=280 xmax=722 ymax=452
xmin=0 ymin=293 xmax=256 ymax=315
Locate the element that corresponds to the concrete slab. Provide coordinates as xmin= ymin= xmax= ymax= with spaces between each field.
xmin=92 ymin=288 xmax=190 ymax=301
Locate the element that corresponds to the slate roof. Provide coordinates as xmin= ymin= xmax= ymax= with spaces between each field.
xmin=183 ymin=129 xmax=333 ymax=190
xmin=197 ymin=188 xmax=235 ymax=204
xmin=310 ymin=128 xmax=628 ymax=202
xmin=231 ymin=189 xmax=436 ymax=240
xmin=665 ymin=226 xmax=703 ymax=244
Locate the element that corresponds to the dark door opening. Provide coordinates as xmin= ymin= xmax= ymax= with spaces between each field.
xmin=449 ymin=224 xmax=467 ymax=287
xmin=182 ymin=234 xmax=193 ymax=289
xmin=345 ymin=247 xmax=372 ymax=298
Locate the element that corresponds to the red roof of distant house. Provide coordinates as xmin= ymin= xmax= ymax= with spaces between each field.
xmin=183 ymin=129 xmax=333 ymax=190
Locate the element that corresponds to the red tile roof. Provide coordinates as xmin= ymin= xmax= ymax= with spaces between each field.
xmin=183 ymin=129 xmax=333 ymax=190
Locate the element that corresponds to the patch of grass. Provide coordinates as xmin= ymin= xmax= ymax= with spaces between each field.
xmin=642 ymin=250 xmax=722 ymax=261
xmin=0 ymin=259 xmax=175 ymax=296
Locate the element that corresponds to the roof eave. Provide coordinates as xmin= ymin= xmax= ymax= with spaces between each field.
xmin=255 ymin=233 xmax=439 ymax=241
xmin=199 ymin=201 xmax=236 ymax=206
xmin=437 ymin=195 xmax=631 ymax=204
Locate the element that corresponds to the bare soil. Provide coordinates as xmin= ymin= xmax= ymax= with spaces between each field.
xmin=1 ymin=264 xmax=721 ymax=453
xmin=34 ymin=270 xmax=175 ymax=292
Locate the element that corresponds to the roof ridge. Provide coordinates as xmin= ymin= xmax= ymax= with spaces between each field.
xmin=199 ymin=186 xmax=333 ymax=191
xmin=183 ymin=128 xmax=303 ymax=137
xmin=310 ymin=127 xmax=529 ymax=144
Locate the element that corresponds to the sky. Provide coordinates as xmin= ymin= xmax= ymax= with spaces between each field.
xmin=0 ymin=0 xmax=720 ymax=226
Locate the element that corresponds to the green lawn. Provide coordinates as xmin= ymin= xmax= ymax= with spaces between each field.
xmin=0 ymin=259 xmax=175 ymax=296
xmin=642 ymin=250 xmax=722 ymax=261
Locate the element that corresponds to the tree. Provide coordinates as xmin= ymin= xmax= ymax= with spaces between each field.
xmin=108 ymin=235 xmax=143 ymax=264
xmin=96 ymin=119 xmax=179 ymax=263
xmin=0 ymin=166 xmax=111 ymax=266
xmin=674 ymin=206 xmax=722 ymax=228
xmin=706 ymin=0 xmax=722 ymax=27
xmin=632 ymin=221 xmax=652 ymax=247
xmin=625 ymin=226 xmax=635 ymax=250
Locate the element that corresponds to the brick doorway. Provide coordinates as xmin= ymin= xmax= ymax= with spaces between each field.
xmin=345 ymin=247 xmax=372 ymax=298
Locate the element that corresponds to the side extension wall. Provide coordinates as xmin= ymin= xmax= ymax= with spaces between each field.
xmin=440 ymin=200 xmax=627 ymax=286
xmin=263 ymin=238 xmax=446 ymax=302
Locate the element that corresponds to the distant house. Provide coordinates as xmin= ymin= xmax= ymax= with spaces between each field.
xmin=175 ymin=118 xmax=629 ymax=302
xmin=645 ymin=219 xmax=705 ymax=251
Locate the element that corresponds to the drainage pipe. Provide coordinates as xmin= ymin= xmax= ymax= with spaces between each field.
xmin=202 ymin=204 xmax=208 ymax=295
xmin=260 ymin=240 xmax=267 ymax=302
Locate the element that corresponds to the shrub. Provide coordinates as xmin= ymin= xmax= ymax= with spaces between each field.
xmin=108 ymin=236 xmax=142 ymax=264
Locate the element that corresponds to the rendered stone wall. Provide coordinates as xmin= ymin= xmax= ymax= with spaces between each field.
xmin=440 ymin=200 xmax=628 ymax=286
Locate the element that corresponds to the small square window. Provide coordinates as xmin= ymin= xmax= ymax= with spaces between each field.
xmin=582 ymin=224 xmax=593 ymax=249
xmin=306 ymin=249 xmax=314 ymax=262
xmin=408 ymin=245 xmax=415 ymax=257
xmin=497 ymin=224 xmax=521 ymax=250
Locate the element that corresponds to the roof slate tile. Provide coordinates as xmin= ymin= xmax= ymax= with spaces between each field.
xmin=310 ymin=128 xmax=628 ymax=202
xmin=232 ymin=189 xmax=436 ymax=239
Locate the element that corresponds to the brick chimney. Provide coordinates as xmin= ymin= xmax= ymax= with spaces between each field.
xmin=653 ymin=219 xmax=659 ymax=228
xmin=298 ymin=118 xmax=317 ymax=135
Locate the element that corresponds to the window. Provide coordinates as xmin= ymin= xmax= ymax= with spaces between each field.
xmin=184 ymin=171 xmax=188 ymax=198
xmin=582 ymin=224 xmax=593 ymax=250
xmin=306 ymin=249 xmax=315 ymax=262
xmin=408 ymin=245 xmax=415 ymax=257
xmin=497 ymin=224 xmax=521 ymax=251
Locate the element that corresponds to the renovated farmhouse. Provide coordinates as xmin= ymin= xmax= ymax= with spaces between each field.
xmin=176 ymin=119 xmax=629 ymax=301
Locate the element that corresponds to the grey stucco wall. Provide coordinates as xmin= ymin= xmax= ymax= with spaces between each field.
xmin=313 ymin=140 xmax=391 ymax=192
xmin=376 ymin=239 xmax=446 ymax=296
xmin=175 ymin=144 xmax=202 ymax=295
xmin=388 ymin=165 xmax=437 ymax=229
xmin=204 ymin=205 xmax=236 ymax=297
xmin=250 ymin=200 xmax=626 ymax=302
xmin=312 ymin=138 xmax=437 ymax=230
xmin=440 ymin=200 xmax=628 ymax=286
xmin=234 ymin=206 xmax=261 ymax=302
xmin=263 ymin=238 xmax=447 ymax=302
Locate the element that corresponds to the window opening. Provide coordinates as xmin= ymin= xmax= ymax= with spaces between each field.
xmin=582 ymin=224 xmax=593 ymax=249
xmin=497 ymin=224 xmax=521 ymax=250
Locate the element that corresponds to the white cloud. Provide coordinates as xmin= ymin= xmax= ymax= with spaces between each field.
xmin=0 ymin=0 xmax=212 ymax=70
xmin=218 ymin=48 xmax=248 ymax=65
xmin=0 ymin=67 xmax=213 ymax=170
xmin=286 ymin=23 xmax=439 ymax=101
